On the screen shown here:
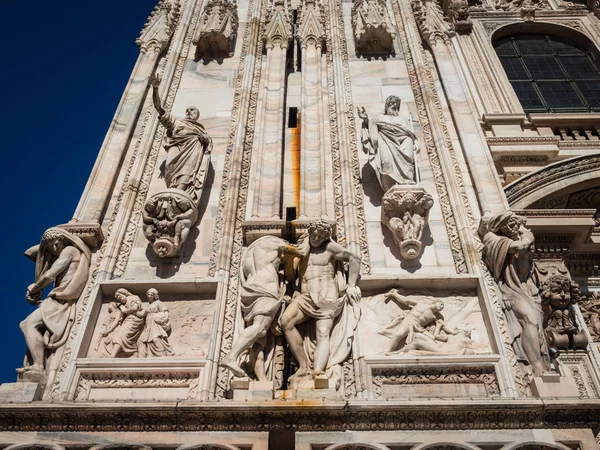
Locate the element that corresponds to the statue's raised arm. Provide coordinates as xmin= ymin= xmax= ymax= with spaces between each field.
xmin=150 ymin=73 xmax=167 ymax=121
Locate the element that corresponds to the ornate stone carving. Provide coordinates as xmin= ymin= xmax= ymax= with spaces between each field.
xmin=580 ymin=292 xmax=600 ymax=342
xmin=98 ymin=288 xmax=173 ymax=358
xmin=351 ymin=0 xmax=396 ymax=56
xmin=442 ymin=0 xmax=472 ymax=32
xmin=137 ymin=0 xmax=181 ymax=54
xmin=492 ymin=0 xmax=550 ymax=10
xmin=143 ymin=73 xmax=212 ymax=258
xmin=411 ymin=0 xmax=454 ymax=47
xmin=376 ymin=290 xmax=461 ymax=354
xmin=221 ymin=236 xmax=303 ymax=380
xmin=540 ymin=275 xmax=588 ymax=351
xmin=296 ymin=0 xmax=326 ymax=48
xmin=280 ymin=220 xmax=361 ymax=390
xmin=19 ymin=227 xmax=92 ymax=381
xmin=143 ymin=189 xmax=198 ymax=258
xmin=358 ymin=96 xmax=419 ymax=191
xmin=193 ymin=0 xmax=239 ymax=59
xmin=381 ymin=186 xmax=433 ymax=260
xmin=480 ymin=211 xmax=549 ymax=377
xmin=263 ymin=0 xmax=293 ymax=48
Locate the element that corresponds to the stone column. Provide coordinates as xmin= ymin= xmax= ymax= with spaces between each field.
xmin=249 ymin=0 xmax=292 ymax=220
xmin=296 ymin=0 xmax=328 ymax=219
xmin=72 ymin=3 xmax=180 ymax=224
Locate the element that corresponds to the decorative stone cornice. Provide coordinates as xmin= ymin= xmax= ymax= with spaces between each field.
xmin=263 ymin=0 xmax=293 ymax=49
xmin=137 ymin=0 xmax=181 ymax=54
xmin=296 ymin=0 xmax=326 ymax=49
xmin=0 ymin=399 xmax=599 ymax=432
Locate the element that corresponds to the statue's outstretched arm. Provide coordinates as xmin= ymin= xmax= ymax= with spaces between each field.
xmin=150 ymin=73 xmax=166 ymax=118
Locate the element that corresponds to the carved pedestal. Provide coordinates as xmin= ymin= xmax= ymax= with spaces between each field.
xmin=381 ymin=186 xmax=433 ymax=260
xmin=351 ymin=0 xmax=396 ymax=56
xmin=143 ymin=188 xmax=199 ymax=258
xmin=231 ymin=378 xmax=275 ymax=401
xmin=530 ymin=372 xmax=580 ymax=398
xmin=193 ymin=0 xmax=239 ymax=59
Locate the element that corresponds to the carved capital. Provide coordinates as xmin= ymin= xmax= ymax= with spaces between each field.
xmin=381 ymin=186 xmax=434 ymax=260
xmin=194 ymin=0 xmax=239 ymax=59
xmin=143 ymin=189 xmax=199 ymax=258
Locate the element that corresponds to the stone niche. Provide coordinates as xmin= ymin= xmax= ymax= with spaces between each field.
xmin=356 ymin=275 xmax=498 ymax=400
xmin=71 ymin=280 xmax=218 ymax=402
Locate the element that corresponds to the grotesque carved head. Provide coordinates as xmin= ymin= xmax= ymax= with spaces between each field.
xmin=308 ymin=219 xmax=332 ymax=248
xmin=540 ymin=274 xmax=580 ymax=311
xmin=384 ymin=95 xmax=401 ymax=116
xmin=185 ymin=106 xmax=200 ymax=121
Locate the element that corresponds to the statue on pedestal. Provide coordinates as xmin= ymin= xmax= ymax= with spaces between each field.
xmin=358 ymin=95 xmax=418 ymax=191
xmin=280 ymin=220 xmax=362 ymax=389
xmin=481 ymin=211 xmax=548 ymax=377
xmin=20 ymin=227 xmax=92 ymax=377
xmin=222 ymin=236 xmax=305 ymax=381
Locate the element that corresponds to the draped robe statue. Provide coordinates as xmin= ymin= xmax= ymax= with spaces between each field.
xmin=358 ymin=95 xmax=418 ymax=191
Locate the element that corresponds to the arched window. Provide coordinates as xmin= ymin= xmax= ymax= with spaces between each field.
xmin=494 ymin=33 xmax=600 ymax=113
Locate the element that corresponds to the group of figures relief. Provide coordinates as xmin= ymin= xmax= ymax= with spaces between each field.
xmin=96 ymin=288 xmax=173 ymax=358
xmin=481 ymin=211 xmax=588 ymax=378
xmin=143 ymin=73 xmax=212 ymax=259
xmin=222 ymin=219 xmax=361 ymax=390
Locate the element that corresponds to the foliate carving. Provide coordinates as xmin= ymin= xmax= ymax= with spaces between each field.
xmin=580 ymin=292 xmax=600 ymax=342
xmin=75 ymin=371 xmax=198 ymax=401
xmin=296 ymin=0 xmax=326 ymax=48
xmin=381 ymin=187 xmax=433 ymax=260
xmin=372 ymin=366 xmax=501 ymax=398
xmin=540 ymin=275 xmax=588 ymax=351
xmin=194 ymin=0 xmax=239 ymax=59
xmin=19 ymin=227 xmax=92 ymax=382
xmin=263 ymin=0 xmax=293 ymax=49
xmin=351 ymin=0 xmax=396 ymax=56
xmin=143 ymin=189 xmax=198 ymax=258
xmin=97 ymin=288 xmax=173 ymax=358
xmin=137 ymin=0 xmax=181 ymax=54
xmin=492 ymin=0 xmax=550 ymax=10
xmin=480 ymin=211 xmax=549 ymax=377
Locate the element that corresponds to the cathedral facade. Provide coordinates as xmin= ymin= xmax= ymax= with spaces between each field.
xmin=3 ymin=0 xmax=600 ymax=448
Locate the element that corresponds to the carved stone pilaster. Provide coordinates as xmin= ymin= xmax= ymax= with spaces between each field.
xmin=381 ymin=186 xmax=434 ymax=260
xmin=296 ymin=0 xmax=326 ymax=49
xmin=194 ymin=0 xmax=239 ymax=59
xmin=351 ymin=0 xmax=396 ymax=56
xmin=263 ymin=0 xmax=293 ymax=49
xmin=137 ymin=0 xmax=181 ymax=54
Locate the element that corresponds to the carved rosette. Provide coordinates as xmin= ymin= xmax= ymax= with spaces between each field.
xmin=381 ymin=186 xmax=434 ymax=260
xmin=193 ymin=0 xmax=239 ymax=59
xmin=143 ymin=188 xmax=199 ymax=258
xmin=351 ymin=0 xmax=396 ymax=56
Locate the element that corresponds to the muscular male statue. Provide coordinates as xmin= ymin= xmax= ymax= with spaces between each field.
xmin=280 ymin=220 xmax=361 ymax=383
xmin=222 ymin=235 xmax=304 ymax=380
xmin=20 ymin=227 xmax=91 ymax=373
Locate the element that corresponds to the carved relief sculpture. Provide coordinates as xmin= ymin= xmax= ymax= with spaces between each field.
xmin=581 ymin=292 xmax=600 ymax=342
xmin=280 ymin=219 xmax=362 ymax=390
xmin=351 ymin=0 xmax=396 ymax=56
xmin=99 ymin=288 xmax=173 ymax=358
xmin=221 ymin=236 xmax=304 ymax=381
xmin=397 ymin=326 xmax=475 ymax=355
xmin=480 ymin=211 xmax=549 ymax=377
xmin=19 ymin=227 xmax=92 ymax=380
xmin=143 ymin=73 xmax=213 ymax=258
xmin=540 ymin=275 xmax=588 ymax=351
xmin=193 ymin=0 xmax=239 ymax=60
xmin=381 ymin=186 xmax=433 ymax=260
xmin=358 ymin=95 xmax=418 ymax=191
xmin=377 ymin=289 xmax=457 ymax=353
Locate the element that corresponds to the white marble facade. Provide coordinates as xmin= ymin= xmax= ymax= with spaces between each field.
xmin=5 ymin=0 xmax=600 ymax=448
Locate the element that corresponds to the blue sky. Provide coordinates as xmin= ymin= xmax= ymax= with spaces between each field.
xmin=0 ymin=0 xmax=158 ymax=383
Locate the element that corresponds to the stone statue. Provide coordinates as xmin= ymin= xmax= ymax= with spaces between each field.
xmin=143 ymin=189 xmax=198 ymax=258
xmin=581 ymin=292 xmax=600 ymax=342
xmin=138 ymin=288 xmax=173 ymax=357
xmin=101 ymin=289 xmax=146 ymax=358
xmin=222 ymin=235 xmax=304 ymax=380
xmin=540 ymin=275 xmax=587 ymax=351
xmin=381 ymin=187 xmax=433 ymax=260
xmin=358 ymin=95 xmax=418 ymax=191
xmin=20 ymin=227 xmax=92 ymax=375
xmin=377 ymin=289 xmax=456 ymax=353
xmin=280 ymin=219 xmax=362 ymax=389
xmin=397 ymin=326 xmax=474 ymax=355
xmin=481 ymin=211 xmax=548 ymax=377
xmin=150 ymin=73 xmax=213 ymax=200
